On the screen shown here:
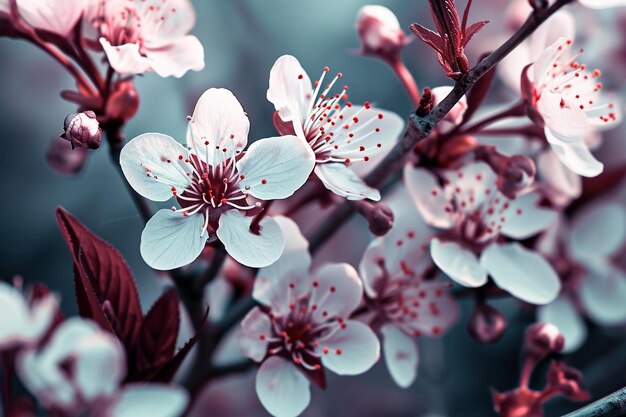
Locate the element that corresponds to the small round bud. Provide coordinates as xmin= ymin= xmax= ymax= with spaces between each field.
xmin=46 ymin=136 xmax=88 ymax=175
xmin=61 ymin=111 xmax=102 ymax=150
xmin=105 ymin=79 xmax=139 ymax=122
xmin=356 ymin=5 xmax=405 ymax=60
xmin=497 ymin=154 xmax=536 ymax=198
xmin=524 ymin=322 xmax=565 ymax=360
xmin=468 ymin=301 xmax=507 ymax=343
xmin=354 ymin=200 xmax=394 ymax=236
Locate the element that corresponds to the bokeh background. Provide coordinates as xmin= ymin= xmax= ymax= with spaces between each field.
xmin=1 ymin=1 xmax=625 ymax=416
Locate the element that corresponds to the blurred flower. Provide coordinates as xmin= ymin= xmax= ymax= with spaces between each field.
xmin=120 ymin=88 xmax=314 ymax=269
xmin=46 ymin=137 xmax=89 ymax=175
xmin=238 ymin=217 xmax=380 ymax=417
xmin=410 ymin=0 xmax=488 ymax=80
xmin=523 ymin=322 xmax=564 ymax=360
xmin=91 ymin=0 xmax=204 ymax=77
xmin=355 ymin=5 xmax=406 ymax=61
xmin=15 ymin=0 xmax=87 ymax=36
xmin=17 ymin=317 xmax=188 ymax=417
xmin=579 ymin=0 xmax=626 ymax=8
xmin=431 ymin=86 xmax=468 ymax=134
xmin=468 ymin=300 xmax=507 ymax=343
xmin=538 ymin=202 xmax=626 ymax=352
xmin=359 ymin=189 xmax=458 ymax=387
xmin=404 ymin=161 xmax=560 ymax=304
xmin=0 ymin=281 xmax=57 ymax=350
xmin=61 ymin=111 xmax=102 ymax=150
xmin=267 ymin=54 xmax=404 ymax=201
xmin=523 ymin=37 xmax=622 ymax=177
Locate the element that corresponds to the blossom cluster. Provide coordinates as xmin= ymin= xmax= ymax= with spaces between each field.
xmin=1 ymin=1 xmax=626 ymax=417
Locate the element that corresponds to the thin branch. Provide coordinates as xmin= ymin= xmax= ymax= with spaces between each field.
xmin=561 ymin=387 xmax=626 ymax=417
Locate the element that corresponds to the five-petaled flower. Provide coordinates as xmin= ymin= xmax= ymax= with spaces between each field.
xmin=267 ymin=55 xmax=404 ymax=201
xmin=359 ymin=189 xmax=458 ymax=388
xmin=91 ymin=0 xmax=205 ymax=77
xmin=238 ymin=217 xmax=380 ymax=417
xmin=120 ymin=88 xmax=315 ymax=270
xmin=405 ymin=161 xmax=560 ymax=304
xmin=524 ymin=37 xmax=622 ymax=177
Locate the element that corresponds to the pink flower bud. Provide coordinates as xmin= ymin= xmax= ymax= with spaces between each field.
xmin=105 ymin=79 xmax=139 ymax=122
xmin=524 ymin=323 xmax=565 ymax=360
xmin=356 ymin=5 xmax=405 ymax=60
xmin=46 ymin=137 xmax=89 ymax=175
xmin=61 ymin=111 xmax=102 ymax=150
xmin=354 ymin=200 xmax=394 ymax=236
xmin=546 ymin=360 xmax=590 ymax=402
xmin=496 ymin=154 xmax=536 ymax=198
xmin=468 ymin=301 xmax=507 ymax=343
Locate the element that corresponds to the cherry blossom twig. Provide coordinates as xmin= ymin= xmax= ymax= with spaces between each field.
xmin=561 ymin=387 xmax=626 ymax=417
xmin=309 ymin=0 xmax=576 ymax=252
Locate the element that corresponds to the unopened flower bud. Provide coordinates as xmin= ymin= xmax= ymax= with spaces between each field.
xmin=356 ymin=5 xmax=406 ymax=61
xmin=524 ymin=323 xmax=564 ymax=360
xmin=354 ymin=200 xmax=394 ymax=236
xmin=46 ymin=137 xmax=89 ymax=175
xmin=468 ymin=301 xmax=507 ymax=343
xmin=497 ymin=154 xmax=536 ymax=198
xmin=416 ymin=88 xmax=434 ymax=117
xmin=546 ymin=360 xmax=590 ymax=401
xmin=105 ymin=79 xmax=139 ymax=122
xmin=61 ymin=111 xmax=102 ymax=150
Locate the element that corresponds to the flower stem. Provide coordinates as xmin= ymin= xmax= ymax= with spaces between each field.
xmin=454 ymin=100 xmax=527 ymax=135
xmin=388 ymin=58 xmax=421 ymax=106
xmin=561 ymin=387 xmax=626 ymax=417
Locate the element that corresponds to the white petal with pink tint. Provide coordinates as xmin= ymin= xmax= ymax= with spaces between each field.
xmin=267 ymin=55 xmax=312 ymax=131
xmin=238 ymin=307 xmax=273 ymax=362
xmin=110 ymin=385 xmax=188 ymax=417
xmin=140 ymin=210 xmax=208 ymax=270
xmin=381 ymin=323 xmax=418 ymax=388
xmin=256 ymin=356 xmax=310 ymax=417
xmin=569 ymin=202 xmax=626 ymax=260
xmin=186 ymin=88 xmax=250 ymax=157
xmin=538 ymin=296 xmax=586 ymax=353
xmin=17 ymin=0 xmax=86 ymax=36
xmin=545 ymin=128 xmax=603 ymax=177
xmin=101 ymin=39 xmax=153 ymax=75
xmin=481 ymin=243 xmax=560 ymax=305
xmin=359 ymin=238 xmax=385 ymax=298
xmin=319 ymin=321 xmax=380 ymax=375
xmin=237 ymin=136 xmax=315 ymax=200
xmin=431 ymin=239 xmax=487 ymax=287
xmin=404 ymin=166 xmax=454 ymax=229
xmin=120 ymin=133 xmax=191 ymax=202
xmin=537 ymin=150 xmax=582 ymax=200
xmin=149 ymin=0 xmax=196 ymax=40
xmin=311 ymin=263 xmax=363 ymax=320
xmin=145 ymin=36 xmax=205 ymax=78
xmin=500 ymin=192 xmax=557 ymax=239
xmin=580 ymin=260 xmax=626 ymax=326
xmin=431 ymin=86 xmax=467 ymax=131
xmin=579 ymin=0 xmax=626 ymax=8
xmin=315 ymin=163 xmax=380 ymax=201
xmin=217 ymin=211 xmax=285 ymax=268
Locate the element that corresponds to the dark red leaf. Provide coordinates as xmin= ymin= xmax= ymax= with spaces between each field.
xmin=136 ymin=289 xmax=180 ymax=371
xmin=409 ymin=24 xmax=444 ymax=54
xmin=55 ymin=207 xmax=143 ymax=349
xmin=463 ymin=20 xmax=489 ymax=46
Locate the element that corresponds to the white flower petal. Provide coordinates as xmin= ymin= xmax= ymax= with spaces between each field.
xmin=318 ymin=321 xmax=380 ymax=376
xmin=256 ymin=356 xmax=310 ymax=417
xmin=500 ymin=192 xmax=557 ymax=239
xmin=140 ymin=210 xmax=208 ymax=270
xmin=238 ymin=307 xmax=272 ymax=362
xmin=569 ymin=202 xmax=626 ymax=260
xmin=537 ymin=150 xmax=582 ymax=200
xmin=579 ymin=0 xmax=626 ymax=8
xmin=74 ymin=333 xmax=126 ymax=402
xmin=311 ymin=263 xmax=363 ymax=320
xmin=315 ymin=163 xmax=380 ymax=201
xmin=359 ymin=238 xmax=385 ymax=299
xmin=545 ymin=127 xmax=603 ymax=177
xmin=481 ymin=243 xmax=560 ymax=305
xmin=217 ymin=211 xmax=285 ymax=268
xmin=267 ymin=55 xmax=311 ymax=131
xmin=186 ymin=88 xmax=250 ymax=156
xmin=148 ymin=0 xmax=196 ymax=39
xmin=110 ymin=385 xmax=188 ymax=417
xmin=237 ymin=136 xmax=315 ymax=201
xmin=431 ymin=239 xmax=487 ymax=287
xmin=580 ymin=261 xmax=626 ymax=326
xmin=381 ymin=324 xmax=418 ymax=388
xmin=538 ymin=296 xmax=587 ymax=353
xmin=404 ymin=166 xmax=454 ymax=229
xmin=17 ymin=0 xmax=86 ymax=36
xmin=100 ymin=39 xmax=153 ymax=75
xmin=120 ymin=133 xmax=191 ymax=202
xmin=145 ymin=36 xmax=205 ymax=78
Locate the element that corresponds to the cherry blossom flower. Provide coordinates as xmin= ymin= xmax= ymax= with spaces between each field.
xmin=267 ymin=54 xmax=404 ymax=201
xmin=579 ymin=0 xmax=626 ymax=8
xmin=359 ymin=189 xmax=458 ymax=388
xmin=0 ymin=281 xmax=57 ymax=350
xmin=524 ymin=37 xmax=622 ymax=177
xmin=355 ymin=5 xmax=406 ymax=60
xmin=404 ymin=161 xmax=560 ymax=304
xmin=120 ymin=88 xmax=315 ymax=270
xmin=238 ymin=217 xmax=380 ymax=417
xmin=17 ymin=317 xmax=188 ymax=417
xmin=15 ymin=0 xmax=87 ymax=36
xmin=91 ymin=0 xmax=204 ymax=77
xmin=537 ymin=202 xmax=626 ymax=352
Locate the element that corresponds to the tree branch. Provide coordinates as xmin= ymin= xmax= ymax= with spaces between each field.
xmin=561 ymin=388 xmax=626 ymax=417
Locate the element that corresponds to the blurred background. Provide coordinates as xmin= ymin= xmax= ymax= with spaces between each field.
xmin=1 ymin=1 xmax=625 ymax=416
